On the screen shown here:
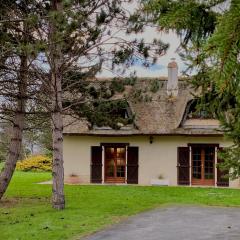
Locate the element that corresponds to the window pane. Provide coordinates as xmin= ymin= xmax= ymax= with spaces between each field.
xmin=117 ymin=166 xmax=125 ymax=177
xmin=192 ymin=148 xmax=202 ymax=179
xmin=105 ymin=147 xmax=115 ymax=177
xmin=116 ymin=148 xmax=125 ymax=177
xmin=106 ymin=160 xmax=114 ymax=177
xmin=204 ymin=147 xmax=214 ymax=179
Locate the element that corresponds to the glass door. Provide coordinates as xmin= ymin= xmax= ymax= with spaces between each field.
xmin=192 ymin=146 xmax=215 ymax=186
xmin=192 ymin=147 xmax=202 ymax=181
xmin=204 ymin=147 xmax=215 ymax=181
xmin=105 ymin=147 xmax=126 ymax=183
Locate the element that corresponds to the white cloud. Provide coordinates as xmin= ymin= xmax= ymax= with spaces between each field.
xmin=98 ymin=30 xmax=186 ymax=77
xmin=98 ymin=1 xmax=186 ymax=78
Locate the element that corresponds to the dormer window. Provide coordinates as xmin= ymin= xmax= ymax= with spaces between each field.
xmin=186 ymin=100 xmax=214 ymax=119
xmin=88 ymin=99 xmax=133 ymax=130
xmin=110 ymin=102 xmax=130 ymax=119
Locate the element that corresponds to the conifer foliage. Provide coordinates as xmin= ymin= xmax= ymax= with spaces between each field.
xmin=144 ymin=0 xmax=240 ymax=178
xmin=0 ymin=0 xmax=168 ymax=209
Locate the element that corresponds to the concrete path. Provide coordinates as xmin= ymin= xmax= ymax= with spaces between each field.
xmin=83 ymin=206 xmax=240 ymax=240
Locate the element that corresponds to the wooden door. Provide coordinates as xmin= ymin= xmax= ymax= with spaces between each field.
xmin=192 ymin=146 xmax=215 ymax=186
xmin=105 ymin=147 xmax=126 ymax=183
xmin=127 ymin=147 xmax=139 ymax=184
xmin=91 ymin=146 xmax=102 ymax=183
xmin=177 ymin=147 xmax=190 ymax=185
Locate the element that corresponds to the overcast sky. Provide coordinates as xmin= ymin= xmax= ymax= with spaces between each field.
xmin=97 ymin=0 xmax=230 ymax=78
xmin=98 ymin=29 xmax=184 ymax=78
xmin=97 ymin=1 xmax=185 ymax=78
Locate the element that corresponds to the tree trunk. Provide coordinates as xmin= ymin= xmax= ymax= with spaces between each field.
xmin=51 ymin=78 xmax=65 ymax=209
xmin=0 ymin=55 xmax=27 ymax=200
xmin=50 ymin=0 xmax=65 ymax=210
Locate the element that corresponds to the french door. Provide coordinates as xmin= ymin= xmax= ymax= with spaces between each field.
xmin=192 ymin=146 xmax=215 ymax=186
xmin=105 ymin=147 xmax=126 ymax=183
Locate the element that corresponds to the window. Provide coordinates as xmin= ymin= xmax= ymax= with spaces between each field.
xmin=92 ymin=100 xmax=133 ymax=129
xmin=186 ymin=100 xmax=214 ymax=119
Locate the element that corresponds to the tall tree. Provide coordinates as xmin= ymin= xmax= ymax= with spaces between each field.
xmin=143 ymin=0 xmax=240 ymax=178
xmin=48 ymin=0 xmax=65 ymax=210
xmin=0 ymin=1 xmax=38 ymax=199
xmin=0 ymin=0 xmax=168 ymax=207
xmin=33 ymin=0 xmax=167 ymax=209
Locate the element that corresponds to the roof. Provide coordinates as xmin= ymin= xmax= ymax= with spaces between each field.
xmin=63 ymin=77 xmax=222 ymax=136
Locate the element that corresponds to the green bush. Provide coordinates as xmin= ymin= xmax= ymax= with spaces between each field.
xmin=16 ymin=155 xmax=52 ymax=172
xmin=150 ymin=79 xmax=160 ymax=93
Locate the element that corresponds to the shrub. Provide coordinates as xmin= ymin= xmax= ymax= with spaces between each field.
xmin=150 ymin=79 xmax=160 ymax=93
xmin=16 ymin=155 xmax=52 ymax=172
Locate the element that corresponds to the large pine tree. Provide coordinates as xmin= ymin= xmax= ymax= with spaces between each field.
xmin=0 ymin=0 xmax=168 ymax=209
xmin=143 ymin=0 xmax=240 ymax=178
xmin=0 ymin=0 xmax=39 ymax=200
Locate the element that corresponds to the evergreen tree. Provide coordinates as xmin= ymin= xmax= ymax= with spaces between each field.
xmin=143 ymin=0 xmax=240 ymax=178
xmin=0 ymin=0 xmax=39 ymax=200
xmin=0 ymin=0 xmax=168 ymax=208
xmin=33 ymin=0 xmax=168 ymax=209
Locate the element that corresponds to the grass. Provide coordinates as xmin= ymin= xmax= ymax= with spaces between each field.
xmin=1 ymin=171 xmax=240 ymax=240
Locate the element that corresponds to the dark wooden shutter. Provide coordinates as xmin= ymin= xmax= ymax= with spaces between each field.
xmin=177 ymin=147 xmax=190 ymax=185
xmin=91 ymin=146 xmax=102 ymax=183
xmin=217 ymin=147 xmax=229 ymax=187
xmin=127 ymin=147 xmax=139 ymax=184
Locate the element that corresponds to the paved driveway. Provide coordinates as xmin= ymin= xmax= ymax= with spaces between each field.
xmin=83 ymin=206 xmax=240 ymax=240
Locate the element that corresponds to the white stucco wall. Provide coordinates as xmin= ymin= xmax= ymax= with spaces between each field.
xmin=63 ymin=135 xmax=239 ymax=187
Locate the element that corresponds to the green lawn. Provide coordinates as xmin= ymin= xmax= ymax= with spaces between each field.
xmin=1 ymin=172 xmax=240 ymax=240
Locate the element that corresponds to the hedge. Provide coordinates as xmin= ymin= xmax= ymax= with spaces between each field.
xmin=16 ymin=155 xmax=52 ymax=172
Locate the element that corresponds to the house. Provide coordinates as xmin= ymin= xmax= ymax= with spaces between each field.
xmin=63 ymin=60 xmax=239 ymax=187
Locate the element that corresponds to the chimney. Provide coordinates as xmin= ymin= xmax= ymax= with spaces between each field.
xmin=167 ymin=58 xmax=178 ymax=97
